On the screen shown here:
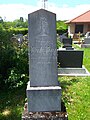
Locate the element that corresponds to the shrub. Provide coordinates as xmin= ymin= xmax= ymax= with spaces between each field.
xmin=0 ymin=26 xmax=28 ymax=89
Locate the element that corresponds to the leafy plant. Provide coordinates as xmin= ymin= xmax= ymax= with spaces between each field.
xmin=57 ymin=38 xmax=61 ymax=48
xmin=0 ymin=24 xmax=28 ymax=89
xmin=56 ymin=20 xmax=68 ymax=35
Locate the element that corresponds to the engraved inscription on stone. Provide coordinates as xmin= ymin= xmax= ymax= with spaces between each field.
xmin=39 ymin=17 xmax=49 ymax=36
xmin=28 ymin=9 xmax=58 ymax=86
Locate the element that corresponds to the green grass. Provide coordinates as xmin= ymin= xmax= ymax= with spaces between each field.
xmin=74 ymin=44 xmax=90 ymax=71
xmin=83 ymin=48 xmax=90 ymax=72
xmin=0 ymin=47 xmax=90 ymax=120
xmin=0 ymin=85 xmax=26 ymax=120
xmin=59 ymin=76 xmax=90 ymax=120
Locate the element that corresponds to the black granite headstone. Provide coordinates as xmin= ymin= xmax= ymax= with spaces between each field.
xmin=58 ymin=50 xmax=84 ymax=68
xmin=62 ymin=38 xmax=72 ymax=48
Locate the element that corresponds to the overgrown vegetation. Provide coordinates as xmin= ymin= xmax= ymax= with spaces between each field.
xmin=0 ymin=18 xmax=28 ymax=89
xmin=0 ymin=18 xmax=28 ymax=119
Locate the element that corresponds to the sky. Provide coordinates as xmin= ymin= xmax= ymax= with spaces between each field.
xmin=0 ymin=0 xmax=90 ymax=21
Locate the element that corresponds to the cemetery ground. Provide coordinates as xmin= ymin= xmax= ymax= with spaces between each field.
xmin=0 ymin=47 xmax=90 ymax=120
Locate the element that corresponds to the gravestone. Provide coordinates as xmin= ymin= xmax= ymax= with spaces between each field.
xmin=58 ymin=50 xmax=84 ymax=68
xmin=16 ymin=34 xmax=23 ymax=44
xmin=11 ymin=34 xmax=23 ymax=44
xmin=85 ymin=32 xmax=90 ymax=38
xmin=62 ymin=38 xmax=72 ymax=48
xmin=27 ymin=9 xmax=61 ymax=112
xmin=81 ymin=32 xmax=90 ymax=48
xmin=81 ymin=38 xmax=90 ymax=48
xmin=60 ymin=33 xmax=67 ymax=43
xmin=84 ymin=38 xmax=90 ymax=44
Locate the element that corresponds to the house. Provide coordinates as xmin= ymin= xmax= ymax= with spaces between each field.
xmin=66 ymin=10 xmax=90 ymax=38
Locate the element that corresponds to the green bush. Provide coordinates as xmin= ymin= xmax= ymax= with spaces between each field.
xmin=0 ymin=25 xmax=28 ymax=89
xmin=8 ymin=28 xmax=28 ymax=35
xmin=57 ymin=38 xmax=61 ymax=49
xmin=56 ymin=20 xmax=68 ymax=35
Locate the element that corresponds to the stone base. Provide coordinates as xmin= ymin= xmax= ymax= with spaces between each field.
xmin=81 ymin=44 xmax=90 ymax=48
xmin=22 ymin=112 xmax=68 ymax=120
xmin=27 ymin=82 xmax=61 ymax=112
xmin=22 ymin=103 xmax=68 ymax=120
xmin=58 ymin=66 xmax=90 ymax=76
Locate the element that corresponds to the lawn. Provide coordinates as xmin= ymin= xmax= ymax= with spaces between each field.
xmin=0 ymin=47 xmax=90 ymax=120
xmin=59 ymin=76 xmax=90 ymax=120
xmin=0 ymin=85 xmax=26 ymax=120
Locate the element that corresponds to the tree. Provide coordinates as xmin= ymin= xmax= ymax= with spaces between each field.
xmin=56 ymin=20 xmax=68 ymax=35
xmin=13 ymin=19 xmax=28 ymax=28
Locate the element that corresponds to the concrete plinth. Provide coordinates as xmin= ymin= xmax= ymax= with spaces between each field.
xmin=58 ymin=66 xmax=90 ymax=76
xmin=81 ymin=44 xmax=90 ymax=48
xmin=27 ymin=82 xmax=61 ymax=112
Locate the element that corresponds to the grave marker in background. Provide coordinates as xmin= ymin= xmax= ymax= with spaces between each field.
xmin=62 ymin=38 xmax=72 ymax=48
xmin=81 ymin=38 xmax=90 ymax=48
xmin=58 ymin=50 xmax=84 ymax=68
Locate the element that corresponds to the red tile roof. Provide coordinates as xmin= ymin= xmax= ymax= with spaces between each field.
xmin=66 ymin=10 xmax=90 ymax=23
